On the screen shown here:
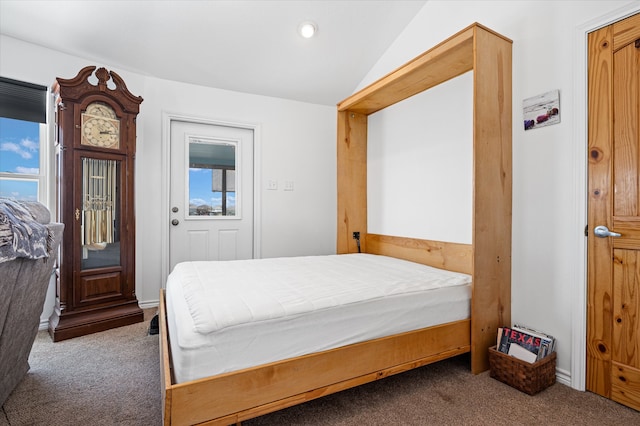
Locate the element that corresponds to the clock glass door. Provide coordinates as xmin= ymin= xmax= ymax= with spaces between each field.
xmin=80 ymin=156 xmax=121 ymax=270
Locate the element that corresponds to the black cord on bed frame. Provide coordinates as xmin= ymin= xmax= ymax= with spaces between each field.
xmin=353 ymin=232 xmax=361 ymax=253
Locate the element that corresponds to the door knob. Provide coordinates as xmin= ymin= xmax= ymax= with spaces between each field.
xmin=171 ymin=219 xmax=179 ymax=226
xmin=593 ymin=225 xmax=621 ymax=238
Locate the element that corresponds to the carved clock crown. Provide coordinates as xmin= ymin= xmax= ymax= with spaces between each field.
xmin=54 ymin=66 xmax=143 ymax=113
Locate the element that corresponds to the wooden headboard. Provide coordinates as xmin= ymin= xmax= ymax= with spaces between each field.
xmin=336 ymin=23 xmax=512 ymax=373
xmin=365 ymin=234 xmax=472 ymax=275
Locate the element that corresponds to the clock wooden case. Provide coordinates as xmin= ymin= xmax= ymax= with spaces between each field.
xmin=49 ymin=66 xmax=144 ymax=341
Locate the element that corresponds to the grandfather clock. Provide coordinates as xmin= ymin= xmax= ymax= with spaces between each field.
xmin=49 ymin=66 xmax=144 ymax=341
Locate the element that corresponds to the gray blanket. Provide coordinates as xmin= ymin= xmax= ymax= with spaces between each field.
xmin=0 ymin=198 xmax=51 ymax=263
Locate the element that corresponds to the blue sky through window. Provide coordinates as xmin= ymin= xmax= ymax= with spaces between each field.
xmin=189 ymin=168 xmax=236 ymax=214
xmin=0 ymin=117 xmax=40 ymax=200
xmin=189 ymin=168 xmax=219 ymax=207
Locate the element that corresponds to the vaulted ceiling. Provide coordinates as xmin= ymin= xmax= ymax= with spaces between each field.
xmin=0 ymin=1 xmax=427 ymax=105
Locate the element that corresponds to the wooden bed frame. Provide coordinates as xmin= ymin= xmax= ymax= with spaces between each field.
xmin=160 ymin=23 xmax=512 ymax=426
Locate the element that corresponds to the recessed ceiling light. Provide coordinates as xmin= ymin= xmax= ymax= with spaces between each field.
xmin=298 ymin=21 xmax=317 ymax=39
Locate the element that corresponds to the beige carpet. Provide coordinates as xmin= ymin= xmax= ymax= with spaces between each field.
xmin=2 ymin=312 xmax=639 ymax=425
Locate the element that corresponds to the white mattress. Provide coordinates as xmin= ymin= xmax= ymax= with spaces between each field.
xmin=165 ymin=253 xmax=471 ymax=383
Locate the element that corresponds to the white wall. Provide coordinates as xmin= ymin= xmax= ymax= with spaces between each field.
xmin=0 ymin=34 xmax=337 ymax=318
xmin=368 ymin=71 xmax=473 ymax=244
xmin=356 ymin=0 xmax=639 ymax=385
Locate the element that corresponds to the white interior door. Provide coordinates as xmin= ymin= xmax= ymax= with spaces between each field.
xmin=169 ymin=120 xmax=254 ymax=272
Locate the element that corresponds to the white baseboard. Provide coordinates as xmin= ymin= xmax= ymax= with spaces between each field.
xmin=139 ymin=300 xmax=159 ymax=310
xmin=556 ymin=366 xmax=571 ymax=387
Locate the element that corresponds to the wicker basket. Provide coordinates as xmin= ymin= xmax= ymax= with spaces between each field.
xmin=488 ymin=346 xmax=556 ymax=395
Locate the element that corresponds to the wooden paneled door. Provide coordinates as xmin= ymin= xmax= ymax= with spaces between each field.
xmin=587 ymin=12 xmax=640 ymax=411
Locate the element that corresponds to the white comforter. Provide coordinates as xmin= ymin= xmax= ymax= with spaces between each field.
xmin=176 ymin=253 xmax=471 ymax=334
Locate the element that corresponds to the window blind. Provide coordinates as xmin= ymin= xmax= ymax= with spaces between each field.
xmin=0 ymin=76 xmax=47 ymax=123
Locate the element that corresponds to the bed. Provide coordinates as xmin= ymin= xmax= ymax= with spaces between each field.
xmin=160 ymin=23 xmax=512 ymax=425
xmin=166 ymin=253 xmax=473 ymax=384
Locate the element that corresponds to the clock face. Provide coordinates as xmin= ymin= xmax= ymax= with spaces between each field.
xmin=81 ymin=103 xmax=120 ymax=149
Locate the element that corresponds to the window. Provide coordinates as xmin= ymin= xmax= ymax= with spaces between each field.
xmin=188 ymin=137 xmax=237 ymax=217
xmin=0 ymin=77 xmax=48 ymax=204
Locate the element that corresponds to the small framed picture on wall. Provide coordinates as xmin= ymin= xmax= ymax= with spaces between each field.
xmin=523 ymin=90 xmax=560 ymax=131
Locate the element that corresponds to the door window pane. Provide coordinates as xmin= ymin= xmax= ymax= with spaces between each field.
xmin=188 ymin=137 xmax=237 ymax=217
